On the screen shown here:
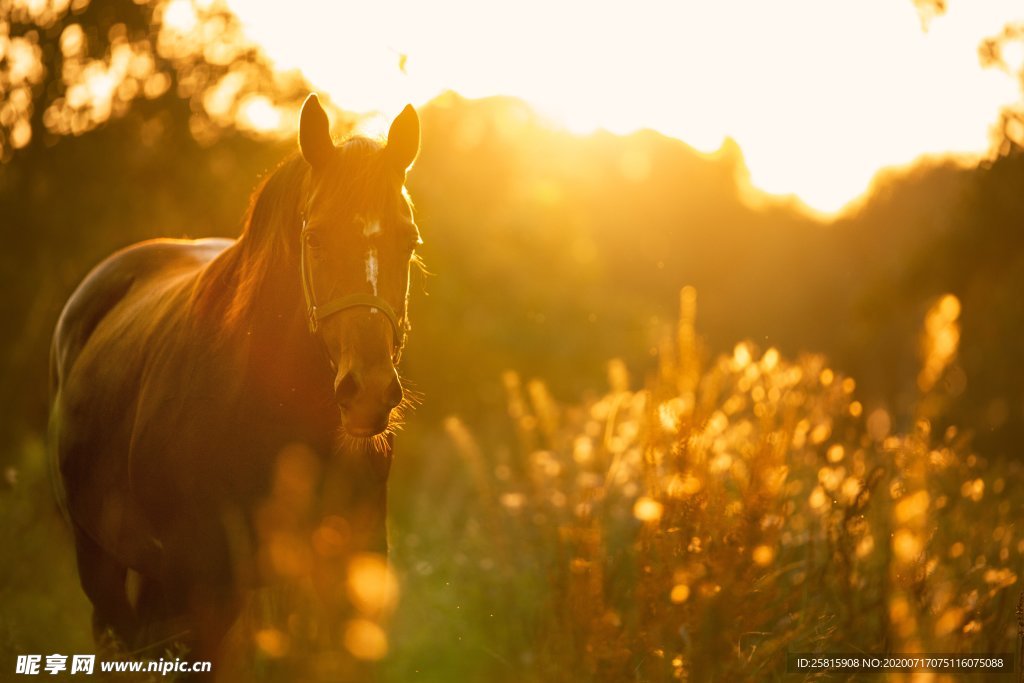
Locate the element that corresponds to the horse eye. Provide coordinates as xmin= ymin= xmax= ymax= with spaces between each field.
xmin=305 ymin=232 xmax=322 ymax=250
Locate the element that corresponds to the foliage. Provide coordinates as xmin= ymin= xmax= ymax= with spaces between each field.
xmin=0 ymin=0 xmax=309 ymax=159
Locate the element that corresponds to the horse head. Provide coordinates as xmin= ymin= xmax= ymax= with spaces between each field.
xmin=297 ymin=94 xmax=421 ymax=438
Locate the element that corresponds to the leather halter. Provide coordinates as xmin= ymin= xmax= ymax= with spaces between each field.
xmin=300 ymin=220 xmax=405 ymax=366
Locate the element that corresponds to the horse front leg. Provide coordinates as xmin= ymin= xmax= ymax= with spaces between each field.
xmin=155 ymin=521 xmax=245 ymax=679
xmin=71 ymin=524 xmax=137 ymax=652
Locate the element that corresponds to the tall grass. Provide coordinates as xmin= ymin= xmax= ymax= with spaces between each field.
xmin=386 ymin=287 xmax=1023 ymax=682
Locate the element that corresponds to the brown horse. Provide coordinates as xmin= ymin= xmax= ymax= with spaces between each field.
xmin=48 ymin=94 xmax=421 ymax=671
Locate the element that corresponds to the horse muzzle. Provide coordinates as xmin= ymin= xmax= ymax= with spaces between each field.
xmin=334 ymin=364 xmax=404 ymax=436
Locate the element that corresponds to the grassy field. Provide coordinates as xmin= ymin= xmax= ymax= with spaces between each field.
xmin=2 ymin=288 xmax=1021 ymax=681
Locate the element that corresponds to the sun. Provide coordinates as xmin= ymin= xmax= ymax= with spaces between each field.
xmin=225 ymin=0 xmax=1023 ymax=218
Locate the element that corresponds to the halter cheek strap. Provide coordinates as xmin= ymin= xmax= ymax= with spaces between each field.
xmin=300 ymin=221 xmax=405 ymax=365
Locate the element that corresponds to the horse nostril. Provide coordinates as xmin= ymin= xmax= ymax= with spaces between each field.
xmin=385 ymin=376 xmax=403 ymax=410
xmin=335 ymin=371 xmax=361 ymax=407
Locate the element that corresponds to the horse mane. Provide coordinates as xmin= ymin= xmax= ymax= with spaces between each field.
xmin=192 ymin=135 xmax=393 ymax=331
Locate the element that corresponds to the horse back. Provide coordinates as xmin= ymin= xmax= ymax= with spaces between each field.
xmin=51 ymin=238 xmax=232 ymax=391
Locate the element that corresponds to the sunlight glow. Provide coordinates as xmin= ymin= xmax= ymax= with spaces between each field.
xmin=225 ymin=0 xmax=1023 ymax=216
xmin=162 ymin=0 xmax=198 ymax=33
xmin=237 ymin=93 xmax=282 ymax=132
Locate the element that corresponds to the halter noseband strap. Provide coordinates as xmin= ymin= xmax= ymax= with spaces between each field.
xmin=300 ymin=220 xmax=405 ymax=365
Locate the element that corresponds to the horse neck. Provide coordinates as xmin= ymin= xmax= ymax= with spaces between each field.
xmin=205 ymin=233 xmax=335 ymax=424
xmin=226 ymin=237 xmax=389 ymax=536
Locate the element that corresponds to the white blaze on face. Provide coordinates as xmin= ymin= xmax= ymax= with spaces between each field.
xmin=361 ymin=216 xmax=382 ymax=297
xmin=365 ymin=247 xmax=379 ymax=296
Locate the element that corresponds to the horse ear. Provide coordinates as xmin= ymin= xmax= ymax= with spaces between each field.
xmin=299 ymin=93 xmax=334 ymax=170
xmin=385 ymin=104 xmax=420 ymax=173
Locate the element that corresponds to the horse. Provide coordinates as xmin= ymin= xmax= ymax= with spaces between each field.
xmin=48 ymin=94 xmax=421 ymax=674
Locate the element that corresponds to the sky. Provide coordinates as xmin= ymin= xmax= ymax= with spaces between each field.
xmin=220 ymin=0 xmax=1024 ymax=216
